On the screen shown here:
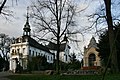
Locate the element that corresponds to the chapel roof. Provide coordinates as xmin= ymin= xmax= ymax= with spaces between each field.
xmin=88 ymin=37 xmax=99 ymax=49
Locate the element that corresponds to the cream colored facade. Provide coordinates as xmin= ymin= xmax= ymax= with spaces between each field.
xmin=9 ymin=37 xmax=54 ymax=72
xmin=83 ymin=37 xmax=101 ymax=67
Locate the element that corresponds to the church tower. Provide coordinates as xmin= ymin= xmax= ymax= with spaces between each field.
xmin=23 ymin=7 xmax=31 ymax=36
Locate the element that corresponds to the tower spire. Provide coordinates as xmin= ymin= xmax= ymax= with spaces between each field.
xmin=23 ymin=6 xmax=31 ymax=36
xmin=26 ymin=6 xmax=29 ymax=23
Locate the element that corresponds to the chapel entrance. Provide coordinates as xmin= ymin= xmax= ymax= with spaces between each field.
xmin=89 ymin=54 xmax=96 ymax=66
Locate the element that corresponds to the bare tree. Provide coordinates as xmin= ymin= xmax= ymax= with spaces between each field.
xmin=103 ymin=0 xmax=119 ymax=73
xmin=0 ymin=0 xmax=18 ymax=17
xmin=0 ymin=33 xmax=13 ymax=61
xmin=30 ymin=0 xmax=83 ymax=74
xmin=0 ymin=0 xmax=7 ymax=14
xmin=87 ymin=0 xmax=119 ymax=77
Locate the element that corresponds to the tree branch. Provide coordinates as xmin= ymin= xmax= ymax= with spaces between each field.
xmin=0 ymin=0 xmax=7 ymax=14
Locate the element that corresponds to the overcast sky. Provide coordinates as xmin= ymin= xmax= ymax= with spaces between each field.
xmin=0 ymin=0 xmax=31 ymax=37
xmin=0 ymin=0 xmax=101 ymax=36
xmin=0 ymin=0 xmax=103 ymax=55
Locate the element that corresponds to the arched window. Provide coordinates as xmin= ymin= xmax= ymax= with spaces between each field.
xmin=89 ymin=53 xmax=96 ymax=66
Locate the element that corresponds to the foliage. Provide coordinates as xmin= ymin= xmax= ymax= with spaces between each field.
xmin=0 ymin=57 xmax=9 ymax=71
xmin=14 ymin=58 xmax=23 ymax=73
xmin=27 ymin=56 xmax=54 ymax=71
xmin=0 ymin=33 xmax=13 ymax=60
xmin=67 ymin=53 xmax=81 ymax=70
xmin=0 ymin=33 xmax=14 ymax=71
xmin=97 ymin=30 xmax=110 ymax=67
xmin=15 ymin=63 xmax=23 ymax=73
xmin=98 ymin=23 xmax=120 ymax=70
xmin=60 ymin=53 xmax=81 ymax=71
xmin=0 ymin=57 xmax=5 ymax=71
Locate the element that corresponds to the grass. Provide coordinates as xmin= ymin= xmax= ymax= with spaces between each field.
xmin=7 ymin=74 xmax=120 ymax=80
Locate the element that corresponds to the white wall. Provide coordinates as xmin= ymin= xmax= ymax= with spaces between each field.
xmin=29 ymin=46 xmax=54 ymax=63
xmin=10 ymin=41 xmax=54 ymax=71
xmin=49 ymin=42 xmax=70 ymax=63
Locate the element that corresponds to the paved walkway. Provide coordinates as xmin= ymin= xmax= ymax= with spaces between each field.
xmin=0 ymin=71 xmax=12 ymax=80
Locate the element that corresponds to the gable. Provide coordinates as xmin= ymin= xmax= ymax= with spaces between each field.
xmin=84 ymin=47 xmax=99 ymax=57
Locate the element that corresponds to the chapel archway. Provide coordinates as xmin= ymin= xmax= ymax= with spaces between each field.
xmin=88 ymin=53 xmax=96 ymax=66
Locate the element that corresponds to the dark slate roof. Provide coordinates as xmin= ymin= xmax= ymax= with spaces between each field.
xmin=46 ymin=42 xmax=70 ymax=52
xmin=15 ymin=35 xmax=54 ymax=55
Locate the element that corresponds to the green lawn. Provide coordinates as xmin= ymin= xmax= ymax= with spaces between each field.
xmin=7 ymin=74 xmax=120 ymax=80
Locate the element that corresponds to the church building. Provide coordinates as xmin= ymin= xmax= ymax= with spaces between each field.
xmin=83 ymin=37 xmax=101 ymax=69
xmin=46 ymin=34 xmax=71 ymax=63
xmin=9 ymin=10 xmax=54 ymax=72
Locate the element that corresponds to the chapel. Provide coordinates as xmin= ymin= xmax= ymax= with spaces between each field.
xmin=83 ymin=37 xmax=101 ymax=69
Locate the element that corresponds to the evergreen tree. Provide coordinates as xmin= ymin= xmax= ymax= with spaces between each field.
xmin=68 ymin=53 xmax=81 ymax=70
xmin=28 ymin=55 xmax=53 ymax=71
xmin=98 ymin=23 xmax=120 ymax=70
xmin=0 ymin=57 xmax=5 ymax=71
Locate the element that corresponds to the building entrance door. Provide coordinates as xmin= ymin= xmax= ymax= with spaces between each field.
xmin=88 ymin=54 xmax=95 ymax=66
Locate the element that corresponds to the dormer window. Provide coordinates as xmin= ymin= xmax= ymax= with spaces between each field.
xmin=18 ymin=38 xmax=21 ymax=43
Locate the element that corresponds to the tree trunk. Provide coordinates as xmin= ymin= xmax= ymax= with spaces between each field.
xmin=104 ymin=0 xmax=119 ymax=73
xmin=55 ymin=0 xmax=60 ymax=74
xmin=56 ymin=36 xmax=60 ymax=74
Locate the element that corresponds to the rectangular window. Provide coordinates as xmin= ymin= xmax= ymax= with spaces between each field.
xmin=33 ymin=51 xmax=34 ymax=56
xmin=23 ymin=48 xmax=25 ymax=53
xmin=29 ymin=50 xmax=31 ymax=56
xmin=17 ymin=49 xmax=20 ymax=53
xmin=51 ymin=56 xmax=52 ymax=61
xmin=48 ymin=56 xmax=49 ymax=60
xmin=36 ymin=52 xmax=37 ymax=56
xmin=66 ymin=55 xmax=67 ymax=61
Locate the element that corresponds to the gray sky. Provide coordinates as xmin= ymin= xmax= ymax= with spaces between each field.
xmin=0 ymin=0 xmax=31 ymax=37
xmin=0 ymin=0 xmax=102 ymax=55
xmin=0 ymin=0 xmax=101 ymax=36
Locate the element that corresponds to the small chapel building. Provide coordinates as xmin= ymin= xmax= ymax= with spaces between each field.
xmin=9 ymin=11 xmax=54 ymax=72
xmin=83 ymin=37 xmax=101 ymax=69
